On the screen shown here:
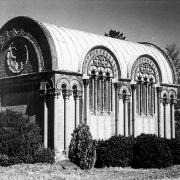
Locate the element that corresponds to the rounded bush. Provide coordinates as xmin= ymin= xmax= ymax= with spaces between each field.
xmin=0 ymin=110 xmax=54 ymax=165
xmin=68 ymin=123 xmax=96 ymax=170
xmin=95 ymin=135 xmax=135 ymax=168
xmin=132 ymin=134 xmax=173 ymax=169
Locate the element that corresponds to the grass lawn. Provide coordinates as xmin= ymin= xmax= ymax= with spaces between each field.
xmin=0 ymin=161 xmax=180 ymax=180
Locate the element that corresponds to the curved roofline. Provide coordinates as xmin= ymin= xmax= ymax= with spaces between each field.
xmin=139 ymin=42 xmax=177 ymax=84
xmin=0 ymin=16 xmax=58 ymax=70
xmin=0 ymin=16 xmax=176 ymax=84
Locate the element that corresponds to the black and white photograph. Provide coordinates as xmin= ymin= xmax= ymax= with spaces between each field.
xmin=0 ymin=0 xmax=180 ymax=179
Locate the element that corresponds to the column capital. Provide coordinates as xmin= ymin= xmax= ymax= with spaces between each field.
xmin=73 ymin=90 xmax=83 ymax=99
xmin=156 ymin=86 xmax=163 ymax=93
xmin=83 ymin=79 xmax=89 ymax=86
xmin=40 ymin=90 xmax=46 ymax=97
xmin=131 ymin=84 xmax=137 ymax=90
xmin=123 ymin=94 xmax=130 ymax=102
xmin=114 ymin=82 xmax=120 ymax=89
xmin=170 ymin=98 xmax=177 ymax=105
xmin=62 ymin=89 xmax=72 ymax=99
xmin=161 ymin=97 xmax=170 ymax=105
xmin=47 ymin=88 xmax=61 ymax=98
xmin=40 ymin=81 xmax=49 ymax=97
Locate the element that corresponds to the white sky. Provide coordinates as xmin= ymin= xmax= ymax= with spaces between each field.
xmin=0 ymin=0 xmax=180 ymax=49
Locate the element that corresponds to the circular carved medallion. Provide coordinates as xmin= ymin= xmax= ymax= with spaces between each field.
xmin=6 ymin=39 xmax=28 ymax=74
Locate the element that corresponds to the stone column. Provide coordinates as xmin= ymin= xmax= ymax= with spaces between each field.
xmin=73 ymin=90 xmax=83 ymax=129
xmin=123 ymin=93 xmax=130 ymax=136
xmin=94 ymin=77 xmax=98 ymax=113
xmin=162 ymin=97 xmax=169 ymax=139
xmin=99 ymin=77 xmax=102 ymax=112
xmin=92 ymin=77 xmax=95 ymax=112
xmin=48 ymin=88 xmax=61 ymax=152
xmin=131 ymin=84 xmax=136 ymax=136
xmin=140 ymin=81 xmax=142 ymax=114
xmin=170 ymin=98 xmax=177 ymax=138
xmin=110 ymin=79 xmax=113 ymax=111
xmin=83 ymin=79 xmax=89 ymax=124
xmin=106 ymin=79 xmax=109 ymax=112
xmin=156 ymin=87 xmax=162 ymax=137
xmin=145 ymin=82 xmax=149 ymax=114
xmin=101 ymin=77 xmax=105 ymax=112
xmin=43 ymin=98 xmax=48 ymax=148
xmin=107 ymin=79 xmax=109 ymax=112
xmin=40 ymin=82 xmax=48 ymax=148
xmin=102 ymin=77 xmax=106 ymax=112
xmin=114 ymin=83 xmax=119 ymax=136
xmin=62 ymin=89 xmax=71 ymax=152
xmin=137 ymin=81 xmax=142 ymax=114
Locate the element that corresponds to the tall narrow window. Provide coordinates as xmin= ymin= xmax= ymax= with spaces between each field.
xmin=89 ymin=70 xmax=113 ymax=113
xmin=133 ymin=57 xmax=159 ymax=116
xmin=86 ymin=48 xmax=117 ymax=114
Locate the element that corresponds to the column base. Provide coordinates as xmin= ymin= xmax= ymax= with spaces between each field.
xmin=55 ymin=150 xmax=69 ymax=162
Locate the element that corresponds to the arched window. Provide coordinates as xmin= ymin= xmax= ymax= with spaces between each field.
xmin=85 ymin=48 xmax=118 ymax=113
xmin=133 ymin=57 xmax=159 ymax=116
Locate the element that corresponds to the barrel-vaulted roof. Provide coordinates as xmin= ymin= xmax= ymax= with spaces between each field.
xmin=0 ymin=16 xmax=176 ymax=84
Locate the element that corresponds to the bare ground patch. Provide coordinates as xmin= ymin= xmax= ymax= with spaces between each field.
xmin=0 ymin=161 xmax=180 ymax=180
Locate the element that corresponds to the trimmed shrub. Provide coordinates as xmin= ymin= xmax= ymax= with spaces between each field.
xmin=95 ymin=135 xmax=135 ymax=168
xmin=0 ymin=110 xmax=54 ymax=165
xmin=132 ymin=134 xmax=173 ymax=169
xmin=0 ymin=154 xmax=11 ymax=166
xmin=0 ymin=154 xmax=23 ymax=166
xmin=167 ymin=138 xmax=180 ymax=165
xmin=34 ymin=145 xmax=55 ymax=164
xmin=68 ymin=123 xmax=96 ymax=170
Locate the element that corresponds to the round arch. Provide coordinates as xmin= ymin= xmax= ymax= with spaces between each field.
xmin=130 ymin=55 xmax=162 ymax=85
xmin=0 ymin=16 xmax=57 ymax=71
xmin=82 ymin=46 xmax=121 ymax=81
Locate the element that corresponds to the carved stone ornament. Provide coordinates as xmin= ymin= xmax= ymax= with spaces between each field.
xmin=73 ymin=90 xmax=82 ymax=99
xmin=132 ymin=57 xmax=159 ymax=83
xmin=6 ymin=39 xmax=28 ymax=74
xmin=84 ymin=48 xmax=118 ymax=78
xmin=0 ymin=29 xmax=30 ymax=49
xmin=0 ymin=28 xmax=45 ymax=72
xmin=62 ymin=89 xmax=72 ymax=99
xmin=48 ymin=88 xmax=61 ymax=98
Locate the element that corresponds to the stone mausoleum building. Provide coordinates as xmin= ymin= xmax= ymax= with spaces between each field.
xmin=0 ymin=16 xmax=178 ymax=158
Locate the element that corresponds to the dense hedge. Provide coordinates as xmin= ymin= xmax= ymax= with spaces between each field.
xmin=95 ymin=135 xmax=135 ymax=168
xmin=0 ymin=110 xmax=54 ymax=166
xmin=95 ymin=133 xmax=180 ymax=169
xmin=132 ymin=134 xmax=173 ymax=168
xmin=167 ymin=138 xmax=180 ymax=165
xmin=68 ymin=123 xmax=96 ymax=170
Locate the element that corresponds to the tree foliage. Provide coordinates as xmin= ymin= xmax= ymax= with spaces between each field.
xmin=0 ymin=110 xmax=55 ymax=166
xmin=165 ymin=43 xmax=180 ymax=131
xmin=165 ymin=43 xmax=180 ymax=72
xmin=104 ymin=29 xmax=126 ymax=40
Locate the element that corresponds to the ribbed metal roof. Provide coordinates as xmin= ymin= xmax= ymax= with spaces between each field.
xmin=0 ymin=16 xmax=176 ymax=84
xmin=43 ymin=22 xmax=174 ymax=84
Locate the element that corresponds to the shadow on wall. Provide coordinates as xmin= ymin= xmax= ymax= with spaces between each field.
xmin=1 ymin=91 xmax=44 ymax=136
